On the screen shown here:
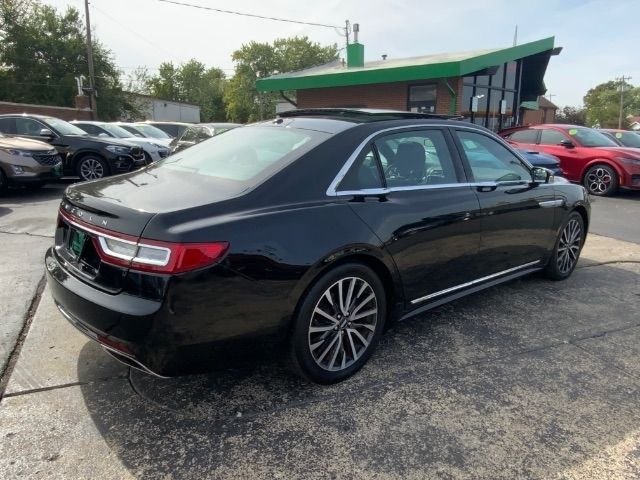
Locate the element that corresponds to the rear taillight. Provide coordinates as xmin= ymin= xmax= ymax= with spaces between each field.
xmin=59 ymin=210 xmax=228 ymax=274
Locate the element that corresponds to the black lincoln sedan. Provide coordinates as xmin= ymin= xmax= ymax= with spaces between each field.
xmin=46 ymin=109 xmax=590 ymax=384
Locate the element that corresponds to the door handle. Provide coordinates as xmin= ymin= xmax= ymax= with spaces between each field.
xmin=476 ymin=183 xmax=497 ymax=192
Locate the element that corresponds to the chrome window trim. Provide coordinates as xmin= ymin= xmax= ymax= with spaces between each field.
xmin=326 ymin=123 xmax=534 ymax=197
xmin=410 ymin=260 xmax=541 ymax=305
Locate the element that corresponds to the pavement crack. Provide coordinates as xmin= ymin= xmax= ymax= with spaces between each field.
xmin=2 ymin=374 xmax=129 ymax=399
xmin=0 ymin=229 xmax=53 ymax=239
xmin=0 ymin=275 xmax=47 ymax=400
xmin=577 ymin=260 xmax=640 ymax=269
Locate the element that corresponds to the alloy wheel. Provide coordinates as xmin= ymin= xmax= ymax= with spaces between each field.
xmin=557 ymin=218 xmax=582 ymax=274
xmin=586 ymin=167 xmax=612 ymax=194
xmin=308 ymin=276 xmax=378 ymax=372
xmin=79 ymin=158 xmax=104 ymax=180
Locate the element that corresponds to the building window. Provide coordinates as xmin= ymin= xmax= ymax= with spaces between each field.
xmin=408 ymin=84 xmax=437 ymax=113
xmin=461 ymin=60 xmax=520 ymax=131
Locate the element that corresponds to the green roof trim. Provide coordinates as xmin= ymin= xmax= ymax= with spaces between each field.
xmin=520 ymin=101 xmax=540 ymax=110
xmin=256 ymin=37 xmax=555 ymax=92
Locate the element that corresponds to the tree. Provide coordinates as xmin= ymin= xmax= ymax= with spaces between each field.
xmin=224 ymin=37 xmax=338 ymax=123
xmin=555 ymin=106 xmax=586 ymax=125
xmin=583 ymin=80 xmax=640 ymax=128
xmin=146 ymin=60 xmax=226 ymax=122
xmin=0 ymin=0 xmax=130 ymax=119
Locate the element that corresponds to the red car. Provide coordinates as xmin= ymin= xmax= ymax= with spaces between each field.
xmin=500 ymin=124 xmax=640 ymax=196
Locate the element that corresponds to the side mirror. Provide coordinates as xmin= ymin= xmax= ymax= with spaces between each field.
xmin=559 ymin=139 xmax=575 ymax=149
xmin=39 ymin=128 xmax=54 ymax=138
xmin=532 ymin=166 xmax=551 ymax=184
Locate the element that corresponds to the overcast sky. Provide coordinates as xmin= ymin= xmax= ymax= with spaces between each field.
xmin=42 ymin=0 xmax=639 ymax=107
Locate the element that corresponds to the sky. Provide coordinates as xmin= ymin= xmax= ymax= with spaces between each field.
xmin=41 ymin=0 xmax=640 ymax=107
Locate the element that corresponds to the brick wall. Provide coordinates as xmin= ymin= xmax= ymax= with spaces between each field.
xmin=522 ymin=107 xmax=556 ymax=126
xmin=0 ymin=101 xmax=92 ymax=121
xmin=296 ymin=78 xmax=463 ymax=115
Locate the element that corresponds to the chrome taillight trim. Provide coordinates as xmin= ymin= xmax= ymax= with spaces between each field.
xmin=61 ymin=212 xmax=171 ymax=267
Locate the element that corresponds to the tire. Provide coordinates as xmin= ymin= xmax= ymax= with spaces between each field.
xmin=543 ymin=212 xmax=585 ymax=280
xmin=76 ymin=156 xmax=109 ymax=181
xmin=0 ymin=169 xmax=7 ymax=195
xmin=289 ymin=263 xmax=387 ymax=384
xmin=583 ymin=164 xmax=618 ymax=196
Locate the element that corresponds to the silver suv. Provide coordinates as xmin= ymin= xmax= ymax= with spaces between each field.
xmin=0 ymin=132 xmax=62 ymax=193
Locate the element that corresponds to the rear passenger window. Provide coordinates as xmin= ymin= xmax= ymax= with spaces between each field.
xmin=508 ymin=129 xmax=538 ymax=143
xmin=338 ymin=147 xmax=384 ymax=191
xmin=0 ymin=118 xmax=15 ymax=133
xmin=375 ymin=129 xmax=458 ymax=187
xmin=540 ymin=129 xmax=567 ymax=145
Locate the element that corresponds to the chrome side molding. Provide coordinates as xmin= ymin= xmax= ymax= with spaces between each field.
xmin=410 ymin=260 xmax=541 ymax=305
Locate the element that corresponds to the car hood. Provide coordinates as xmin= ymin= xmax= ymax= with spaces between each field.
xmin=0 ymin=136 xmax=54 ymax=151
xmin=595 ymin=146 xmax=640 ymax=158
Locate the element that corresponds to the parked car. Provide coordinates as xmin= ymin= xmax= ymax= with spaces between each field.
xmin=0 ymin=131 xmax=62 ymax=193
xmin=72 ymin=121 xmax=170 ymax=163
xmin=599 ymin=129 xmax=640 ymax=148
xmin=143 ymin=121 xmax=192 ymax=139
xmin=169 ymin=123 xmax=241 ymax=154
xmin=113 ymin=122 xmax=172 ymax=146
xmin=0 ymin=115 xmax=146 ymax=181
xmin=46 ymin=108 xmax=590 ymax=384
xmin=516 ymin=149 xmax=564 ymax=177
xmin=500 ymin=124 xmax=640 ymax=196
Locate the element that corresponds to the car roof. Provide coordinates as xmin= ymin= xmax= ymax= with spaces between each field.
xmin=278 ymin=108 xmax=462 ymax=123
xmin=144 ymin=121 xmax=193 ymax=126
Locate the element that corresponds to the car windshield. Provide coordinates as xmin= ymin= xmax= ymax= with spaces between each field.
xmin=100 ymin=124 xmax=134 ymax=139
xmin=158 ymin=126 xmax=329 ymax=188
xmin=42 ymin=117 xmax=87 ymax=136
xmin=132 ymin=124 xmax=171 ymax=139
xmin=611 ymin=131 xmax=640 ymax=148
xmin=568 ymin=127 xmax=618 ymax=147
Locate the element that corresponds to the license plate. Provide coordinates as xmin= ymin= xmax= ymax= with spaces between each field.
xmin=68 ymin=229 xmax=87 ymax=258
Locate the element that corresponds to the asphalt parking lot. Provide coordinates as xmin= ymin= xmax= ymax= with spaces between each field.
xmin=0 ymin=184 xmax=639 ymax=479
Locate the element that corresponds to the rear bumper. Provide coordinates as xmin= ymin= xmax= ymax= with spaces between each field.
xmin=45 ymin=247 xmax=290 ymax=376
xmin=45 ymin=247 xmax=167 ymax=375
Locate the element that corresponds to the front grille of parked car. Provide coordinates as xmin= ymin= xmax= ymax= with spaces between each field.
xmin=32 ymin=152 xmax=62 ymax=166
xmin=130 ymin=146 xmax=143 ymax=156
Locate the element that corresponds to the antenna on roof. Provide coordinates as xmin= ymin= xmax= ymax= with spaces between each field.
xmin=513 ymin=25 xmax=518 ymax=46
xmin=353 ymin=23 xmax=359 ymax=43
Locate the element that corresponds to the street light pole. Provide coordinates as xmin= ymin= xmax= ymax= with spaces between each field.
xmin=617 ymin=75 xmax=632 ymax=129
xmin=84 ymin=0 xmax=97 ymax=120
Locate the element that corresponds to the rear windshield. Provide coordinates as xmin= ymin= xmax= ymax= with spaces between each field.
xmin=157 ymin=125 xmax=330 ymax=187
xmin=568 ymin=127 xmax=617 ymax=147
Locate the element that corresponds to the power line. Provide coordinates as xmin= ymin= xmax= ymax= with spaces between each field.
xmin=91 ymin=3 xmax=181 ymax=60
xmin=154 ymin=0 xmax=343 ymax=30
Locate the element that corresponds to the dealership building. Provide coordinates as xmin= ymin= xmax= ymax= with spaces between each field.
xmin=257 ymin=37 xmax=560 ymax=131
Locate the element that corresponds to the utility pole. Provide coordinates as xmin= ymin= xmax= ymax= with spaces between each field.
xmin=617 ymin=75 xmax=632 ymax=129
xmin=84 ymin=0 xmax=97 ymax=120
xmin=345 ymin=20 xmax=350 ymax=50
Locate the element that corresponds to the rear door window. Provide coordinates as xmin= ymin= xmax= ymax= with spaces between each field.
xmin=539 ymin=129 xmax=567 ymax=145
xmin=0 ymin=117 xmax=15 ymax=134
xmin=507 ymin=129 xmax=538 ymax=143
xmin=374 ymin=129 xmax=459 ymax=187
xmin=337 ymin=147 xmax=384 ymax=191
